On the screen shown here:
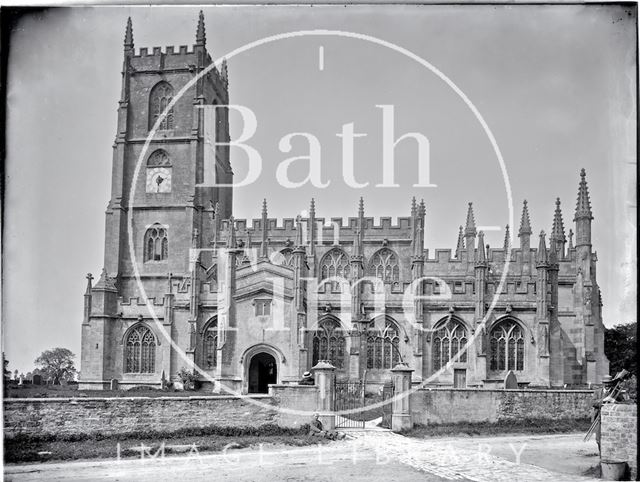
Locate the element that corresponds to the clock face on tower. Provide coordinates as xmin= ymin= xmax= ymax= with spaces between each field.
xmin=146 ymin=167 xmax=172 ymax=193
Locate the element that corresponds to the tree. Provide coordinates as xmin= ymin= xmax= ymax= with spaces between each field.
xmin=34 ymin=348 xmax=77 ymax=382
xmin=604 ymin=322 xmax=637 ymax=376
xmin=3 ymin=353 xmax=10 ymax=384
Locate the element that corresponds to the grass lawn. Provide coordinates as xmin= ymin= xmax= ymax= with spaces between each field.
xmin=402 ymin=418 xmax=592 ymax=438
xmin=4 ymin=425 xmax=329 ymax=463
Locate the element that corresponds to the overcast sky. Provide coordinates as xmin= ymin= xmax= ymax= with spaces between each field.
xmin=3 ymin=5 xmax=636 ymax=374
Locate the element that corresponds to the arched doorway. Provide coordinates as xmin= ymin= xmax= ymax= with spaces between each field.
xmin=248 ymin=352 xmax=277 ymax=393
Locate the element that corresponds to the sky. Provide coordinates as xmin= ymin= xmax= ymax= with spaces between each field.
xmin=2 ymin=5 xmax=637 ymax=374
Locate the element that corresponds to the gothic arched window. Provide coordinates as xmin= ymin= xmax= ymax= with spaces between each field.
xmin=144 ymin=224 xmax=168 ymax=262
xmin=149 ymin=81 xmax=174 ymax=130
xmin=369 ymin=248 xmax=400 ymax=283
xmin=432 ymin=318 xmax=468 ymax=371
xmin=367 ymin=320 xmax=401 ymax=369
xmin=319 ymin=248 xmax=351 ymax=292
xmin=125 ymin=325 xmax=156 ymax=373
xmin=312 ymin=318 xmax=346 ymax=369
xmin=203 ymin=318 xmax=217 ymax=369
xmin=489 ymin=319 xmax=524 ymax=371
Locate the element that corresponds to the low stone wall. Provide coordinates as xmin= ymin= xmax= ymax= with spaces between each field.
xmin=601 ymin=403 xmax=637 ymax=480
xmin=410 ymin=388 xmax=593 ymax=425
xmin=4 ymin=386 xmax=319 ymax=439
xmin=269 ymin=384 xmax=319 ymax=429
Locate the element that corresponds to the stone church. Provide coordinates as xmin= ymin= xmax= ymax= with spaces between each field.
xmin=79 ymin=14 xmax=609 ymax=392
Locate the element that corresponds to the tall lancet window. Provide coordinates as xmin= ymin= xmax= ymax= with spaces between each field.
xmin=203 ymin=318 xmax=218 ymax=369
xmin=149 ymin=81 xmax=174 ymax=130
xmin=125 ymin=325 xmax=156 ymax=374
xmin=366 ymin=320 xmax=401 ymax=369
xmin=432 ymin=318 xmax=468 ymax=371
xmin=489 ymin=319 xmax=525 ymax=371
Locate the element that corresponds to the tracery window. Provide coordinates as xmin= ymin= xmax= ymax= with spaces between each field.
xmin=203 ymin=319 xmax=217 ymax=369
xmin=125 ymin=325 xmax=156 ymax=373
xmin=369 ymin=248 xmax=400 ymax=283
xmin=149 ymin=82 xmax=174 ymax=130
xmin=144 ymin=224 xmax=168 ymax=261
xmin=319 ymin=248 xmax=351 ymax=292
xmin=312 ymin=319 xmax=346 ymax=368
xmin=489 ymin=319 xmax=524 ymax=371
xmin=366 ymin=321 xmax=400 ymax=369
xmin=432 ymin=318 xmax=468 ymax=371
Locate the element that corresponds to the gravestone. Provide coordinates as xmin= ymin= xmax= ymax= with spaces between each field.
xmin=504 ymin=370 xmax=518 ymax=389
xmin=32 ymin=374 xmax=42 ymax=385
xmin=160 ymin=370 xmax=167 ymax=390
xmin=110 ymin=379 xmax=119 ymax=390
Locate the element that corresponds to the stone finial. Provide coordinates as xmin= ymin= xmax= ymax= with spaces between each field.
xmin=574 ymin=168 xmax=593 ymax=221
xmin=262 ymin=198 xmax=268 ymax=218
xmin=124 ymin=17 xmax=134 ymax=51
xmin=536 ymin=230 xmax=548 ymax=265
xmin=411 ymin=197 xmax=417 ymax=217
xmin=309 ymin=198 xmax=316 ymax=218
xmin=353 ymin=230 xmax=361 ymax=257
xmin=295 ymin=215 xmax=303 ymax=247
xmin=195 ymin=10 xmax=206 ymax=46
xmin=518 ymin=200 xmax=532 ymax=237
xmin=168 ymin=272 xmax=173 ymax=293
xmin=358 ymin=197 xmax=364 ymax=217
xmin=418 ymin=199 xmax=426 ymax=218
xmin=465 ymin=202 xmax=477 ymax=237
xmin=476 ymin=231 xmax=486 ymax=263
xmin=85 ymin=273 xmax=94 ymax=295
xmin=568 ymin=229 xmax=574 ymax=250
xmin=455 ymin=226 xmax=465 ymax=258
xmin=551 ymin=197 xmax=566 ymax=243
xmin=503 ymin=224 xmax=511 ymax=251
xmin=227 ymin=216 xmax=236 ymax=248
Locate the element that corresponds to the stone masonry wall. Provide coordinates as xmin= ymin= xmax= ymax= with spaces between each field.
xmin=411 ymin=389 xmax=593 ymax=425
xmin=601 ymin=403 xmax=637 ymax=480
xmin=4 ymin=385 xmax=319 ymax=439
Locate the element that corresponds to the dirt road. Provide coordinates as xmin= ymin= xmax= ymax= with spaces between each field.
xmin=4 ymin=432 xmax=598 ymax=481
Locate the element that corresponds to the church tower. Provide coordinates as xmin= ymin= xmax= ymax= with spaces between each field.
xmin=81 ymin=13 xmax=231 ymax=388
xmin=101 ymin=12 xmax=231 ymax=299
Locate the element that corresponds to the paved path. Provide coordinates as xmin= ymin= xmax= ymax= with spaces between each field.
xmin=5 ymin=432 xmax=598 ymax=481
xmin=349 ymin=431 xmax=597 ymax=481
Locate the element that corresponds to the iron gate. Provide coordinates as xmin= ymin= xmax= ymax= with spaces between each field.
xmin=380 ymin=381 xmax=394 ymax=429
xmin=334 ymin=380 xmax=365 ymax=428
